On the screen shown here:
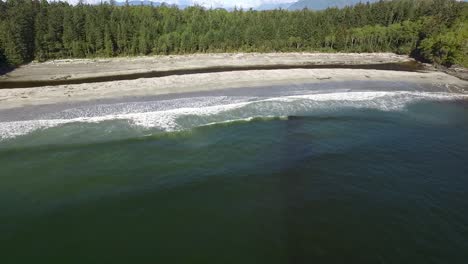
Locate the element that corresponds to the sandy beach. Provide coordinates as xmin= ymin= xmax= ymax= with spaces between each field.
xmin=0 ymin=68 xmax=467 ymax=111
xmin=0 ymin=53 xmax=414 ymax=83
xmin=0 ymin=53 xmax=467 ymax=110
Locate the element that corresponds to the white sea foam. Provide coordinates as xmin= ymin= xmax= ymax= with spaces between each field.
xmin=1 ymin=91 xmax=466 ymax=140
xmin=0 ymin=100 xmax=248 ymax=140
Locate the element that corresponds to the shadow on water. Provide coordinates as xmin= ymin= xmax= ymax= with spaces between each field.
xmin=0 ymin=61 xmax=425 ymax=89
xmin=279 ymin=117 xmax=310 ymax=263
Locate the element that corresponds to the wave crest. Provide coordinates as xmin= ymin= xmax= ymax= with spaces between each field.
xmin=0 ymin=91 xmax=466 ymax=140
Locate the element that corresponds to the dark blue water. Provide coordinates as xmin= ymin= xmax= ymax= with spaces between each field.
xmin=0 ymin=89 xmax=467 ymax=263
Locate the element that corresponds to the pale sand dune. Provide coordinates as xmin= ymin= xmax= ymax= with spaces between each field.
xmin=0 ymin=68 xmax=466 ymax=110
xmin=1 ymin=53 xmax=413 ymax=82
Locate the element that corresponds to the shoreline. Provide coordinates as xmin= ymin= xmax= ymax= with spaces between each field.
xmin=0 ymin=68 xmax=467 ymax=111
xmin=1 ymin=80 xmax=467 ymax=123
xmin=0 ymin=53 xmax=467 ymax=112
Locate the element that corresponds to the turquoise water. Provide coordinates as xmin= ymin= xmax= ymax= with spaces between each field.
xmin=1 ymin=85 xmax=468 ymax=263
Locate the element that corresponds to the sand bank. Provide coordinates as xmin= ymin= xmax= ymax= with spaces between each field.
xmin=0 ymin=68 xmax=466 ymax=110
xmin=0 ymin=53 xmax=416 ymax=86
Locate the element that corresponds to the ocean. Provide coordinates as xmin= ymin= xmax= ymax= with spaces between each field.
xmin=1 ymin=81 xmax=467 ymax=263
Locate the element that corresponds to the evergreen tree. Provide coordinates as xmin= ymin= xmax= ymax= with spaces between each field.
xmin=2 ymin=0 xmax=35 ymax=65
xmin=0 ymin=0 xmax=466 ymax=67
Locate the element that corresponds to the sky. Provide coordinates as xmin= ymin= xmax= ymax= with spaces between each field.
xmin=69 ymin=0 xmax=298 ymax=8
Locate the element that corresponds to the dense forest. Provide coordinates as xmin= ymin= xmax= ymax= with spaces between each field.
xmin=0 ymin=0 xmax=467 ymax=68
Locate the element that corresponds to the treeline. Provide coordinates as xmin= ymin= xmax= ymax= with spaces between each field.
xmin=0 ymin=0 xmax=467 ymax=68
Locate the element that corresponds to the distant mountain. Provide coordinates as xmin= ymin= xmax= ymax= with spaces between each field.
xmin=115 ymin=1 xmax=188 ymax=8
xmin=257 ymin=2 xmax=292 ymax=10
xmin=114 ymin=0 xmax=288 ymax=10
xmin=288 ymin=0 xmax=380 ymax=10
xmin=115 ymin=1 xmax=162 ymax=6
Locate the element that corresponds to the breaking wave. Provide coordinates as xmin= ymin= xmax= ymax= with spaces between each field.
xmin=0 ymin=91 xmax=467 ymax=140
